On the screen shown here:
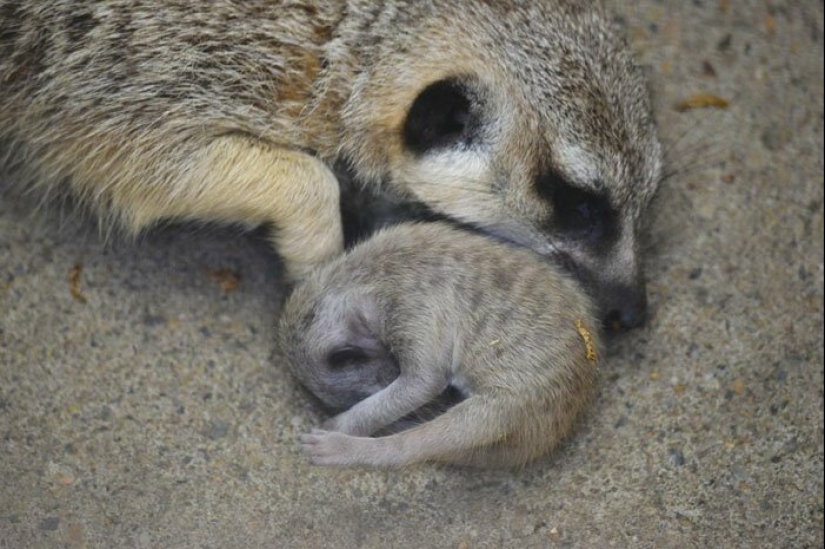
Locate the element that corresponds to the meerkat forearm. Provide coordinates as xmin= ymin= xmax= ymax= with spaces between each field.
xmin=301 ymin=392 xmax=526 ymax=469
xmin=72 ymin=135 xmax=343 ymax=281
xmin=322 ymin=373 xmax=449 ymax=436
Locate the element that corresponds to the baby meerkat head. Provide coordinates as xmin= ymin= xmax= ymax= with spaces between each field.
xmin=279 ymin=283 xmax=397 ymax=412
xmin=341 ymin=1 xmax=662 ymax=329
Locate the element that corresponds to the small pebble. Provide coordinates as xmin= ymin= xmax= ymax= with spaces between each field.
xmin=38 ymin=517 xmax=60 ymax=531
xmin=761 ymin=124 xmax=792 ymax=151
xmin=203 ymin=419 xmax=229 ymax=440
xmin=668 ymin=448 xmax=686 ymax=466
xmin=701 ymin=60 xmax=717 ymax=77
xmin=717 ymin=33 xmax=733 ymax=51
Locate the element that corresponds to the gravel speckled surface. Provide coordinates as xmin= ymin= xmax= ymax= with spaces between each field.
xmin=1 ymin=1 xmax=823 ymax=548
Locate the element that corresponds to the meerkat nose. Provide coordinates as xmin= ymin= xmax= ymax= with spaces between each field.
xmin=602 ymin=288 xmax=648 ymax=331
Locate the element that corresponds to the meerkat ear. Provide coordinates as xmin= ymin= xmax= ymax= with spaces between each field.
xmin=336 ymin=292 xmax=384 ymax=352
xmin=345 ymin=299 xmax=379 ymax=341
xmin=325 ymin=294 xmax=388 ymax=369
xmin=402 ymin=78 xmax=479 ymax=155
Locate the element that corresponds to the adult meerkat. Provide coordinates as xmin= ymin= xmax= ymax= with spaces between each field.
xmin=0 ymin=0 xmax=661 ymax=327
xmin=278 ymin=222 xmax=600 ymax=469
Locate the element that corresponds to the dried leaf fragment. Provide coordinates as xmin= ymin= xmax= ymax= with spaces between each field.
xmin=574 ymin=319 xmax=597 ymax=362
xmin=764 ymin=14 xmax=776 ymax=36
xmin=56 ymin=472 xmax=75 ymax=486
xmin=67 ymin=263 xmax=87 ymax=303
xmin=674 ymin=93 xmax=730 ymax=112
xmin=719 ymin=0 xmax=730 ymax=14
xmin=208 ymin=268 xmax=241 ymax=294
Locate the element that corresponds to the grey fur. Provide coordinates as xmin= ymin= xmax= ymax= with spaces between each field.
xmin=279 ymin=222 xmax=600 ymax=469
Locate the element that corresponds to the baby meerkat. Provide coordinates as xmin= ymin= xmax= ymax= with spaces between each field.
xmin=0 ymin=0 xmax=661 ymax=327
xmin=278 ymin=222 xmax=600 ymax=469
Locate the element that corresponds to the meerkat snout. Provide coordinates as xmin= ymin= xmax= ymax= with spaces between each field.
xmin=600 ymin=284 xmax=648 ymax=330
xmin=352 ymin=8 xmax=664 ymax=329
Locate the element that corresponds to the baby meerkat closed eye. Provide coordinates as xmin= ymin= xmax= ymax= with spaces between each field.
xmin=278 ymin=222 xmax=600 ymax=469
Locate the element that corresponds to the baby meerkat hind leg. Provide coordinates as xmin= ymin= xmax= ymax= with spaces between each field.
xmin=108 ymin=135 xmax=343 ymax=282
xmin=301 ymin=392 xmax=523 ymax=469
xmin=442 ymin=439 xmax=538 ymax=469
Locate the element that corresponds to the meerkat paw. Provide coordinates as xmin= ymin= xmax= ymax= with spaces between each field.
xmin=300 ymin=429 xmax=362 ymax=467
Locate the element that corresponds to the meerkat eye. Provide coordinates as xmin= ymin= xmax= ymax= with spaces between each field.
xmin=402 ymin=77 xmax=478 ymax=155
xmin=326 ymin=346 xmax=369 ymax=371
xmin=537 ymin=170 xmax=618 ymax=242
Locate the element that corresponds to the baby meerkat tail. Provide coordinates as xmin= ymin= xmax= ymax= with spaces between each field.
xmin=301 ymin=390 xmax=536 ymax=469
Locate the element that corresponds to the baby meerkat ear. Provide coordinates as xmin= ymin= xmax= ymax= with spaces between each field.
xmin=323 ymin=292 xmax=398 ymax=381
xmin=345 ymin=300 xmax=380 ymax=343
xmin=322 ymin=291 xmax=384 ymax=356
xmin=402 ymin=77 xmax=480 ymax=155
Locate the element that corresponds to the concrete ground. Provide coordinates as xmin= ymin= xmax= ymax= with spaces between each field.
xmin=1 ymin=1 xmax=822 ymax=548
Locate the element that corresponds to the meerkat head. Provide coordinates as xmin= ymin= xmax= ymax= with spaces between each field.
xmin=341 ymin=2 xmax=662 ymax=330
xmin=279 ymin=282 xmax=397 ymax=412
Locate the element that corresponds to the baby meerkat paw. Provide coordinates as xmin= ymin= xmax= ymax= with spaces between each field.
xmin=300 ymin=429 xmax=360 ymax=467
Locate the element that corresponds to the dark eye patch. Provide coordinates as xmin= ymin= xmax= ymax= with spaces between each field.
xmin=326 ymin=346 xmax=369 ymax=371
xmin=402 ymin=77 xmax=478 ymax=155
xmin=535 ymin=169 xmax=618 ymax=248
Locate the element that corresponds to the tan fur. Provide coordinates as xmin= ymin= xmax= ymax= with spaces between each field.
xmin=279 ymin=222 xmax=600 ymax=469
xmin=1 ymin=0 xmax=662 ymax=310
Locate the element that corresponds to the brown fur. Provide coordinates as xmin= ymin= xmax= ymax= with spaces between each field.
xmin=1 ymin=0 xmax=661 ymax=319
xmin=279 ymin=222 xmax=600 ymax=469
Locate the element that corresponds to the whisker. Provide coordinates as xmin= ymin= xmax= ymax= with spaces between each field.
xmin=660 ymin=119 xmax=730 ymax=186
xmin=661 ymin=115 xmax=711 ymax=160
